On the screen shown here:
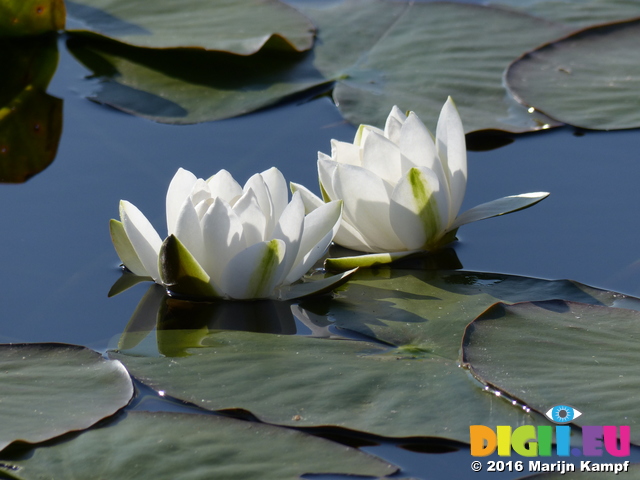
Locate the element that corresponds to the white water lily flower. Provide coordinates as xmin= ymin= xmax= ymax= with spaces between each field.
xmin=110 ymin=167 xmax=353 ymax=300
xmin=292 ymin=97 xmax=549 ymax=270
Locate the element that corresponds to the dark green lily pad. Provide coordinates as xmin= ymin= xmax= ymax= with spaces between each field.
xmin=491 ymin=0 xmax=640 ymax=28
xmin=305 ymin=0 xmax=570 ymax=133
xmin=69 ymin=0 xmax=571 ymax=131
xmin=66 ymin=36 xmax=326 ymax=124
xmin=0 ymin=344 xmax=133 ymax=451
xmin=0 ymin=411 xmax=396 ymax=479
xmin=112 ymin=330 xmax=549 ymax=442
xmin=0 ymin=0 xmax=65 ymax=36
xmin=463 ymin=300 xmax=640 ymax=444
xmin=0 ymin=37 xmax=62 ymax=182
xmin=318 ymin=268 xmax=635 ymax=359
xmin=505 ymin=18 xmax=640 ymax=130
xmin=66 ymin=0 xmax=315 ymax=55
xmin=110 ymin=270 xmax=637 ymax=442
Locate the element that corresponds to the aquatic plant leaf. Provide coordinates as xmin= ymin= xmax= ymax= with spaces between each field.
xmin=491 ymin=0 xmax=640 ymax=28
xmin=0 ymin=0 xmax=65 ymax=36
xmin=463 ymin=301 xmax=640 ymax=445
xmin=0 ymin=411 xmax=396 ymax=479
xmin=66 ymin=0 xmax=314 ymax=55
xmin=110 ymin=270 xmax=636 ymax=442
xmin=66 ymin=36 xmax=326 ymax=124
xmin=0 ymin=344 xmax=133 ymax=452
xmin=0 ymin=37 xmax=61 ymax=182
xmin=506 ymin=18 xmax=640 ymax=130
xmin=302 ymin=0 xmax=570 ymax=133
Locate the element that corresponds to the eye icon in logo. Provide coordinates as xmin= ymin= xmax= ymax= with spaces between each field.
xmin=545 ymin=405 xmax=582 ymax=423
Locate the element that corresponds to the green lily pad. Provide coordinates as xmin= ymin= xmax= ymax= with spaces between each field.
xmin=0 ymin=37 xmax=62 ymax=182
xmin=0 ymin=0 xmax=65 ymax=36
xmin=0 ymin=411 xmax=396 ymax=479
xmin=110 ymin=270 xmax=636 ymax=442
xmin=66 ymin=36 xmax=326 ymax=124
xmin=505 ymin=18 xmax=640 ymax=130
xmin=491 ymin=0 xmax=640 ymax=28
xmin=462 ymin=300 xmax=640 ymax=444
xmin=69 ymin=0 xmax=572 ymax=131
xmin=0 ymin=344 xmax=133 ymax=451
xmin=66 ymin=0 xmax=315 ymax=55
xmin=305 ymin=0 xmax=570 ymax=133
xmin=112 ymin=330 xmax=549 ymax=442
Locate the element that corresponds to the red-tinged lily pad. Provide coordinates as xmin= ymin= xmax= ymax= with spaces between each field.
xmin=0 ymin=0 xmax=65 ymax=36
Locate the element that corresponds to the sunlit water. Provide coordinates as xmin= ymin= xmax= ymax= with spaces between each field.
xmin=2 ymin=33 xmax=640 ymax=479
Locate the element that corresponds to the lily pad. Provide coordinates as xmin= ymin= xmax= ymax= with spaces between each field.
xmin=66 ymin=0 xmax=315 ymax=55
xmin=0 ymin=344 xmax=133 ymax=451
xmin=505 ymin=18 xmax=640 ymax=130
xmin=66 ymin=36 xmax=326 ymax=124
xmin=491 ymin=0 xmax=640 ymax=28
xmin=0 ymin=411 xmax=396 ymax=479
xmin=305 ymin=0 xmax=570 ymax=133
xmin=110 ymin=270 xmax=636 ymax=442
xmin=69 ymin=0 xmax=572 ymax=131
xmin=0 ymin=37 xmax=62 ymax=182
xmin=0 ymin=0 xmax=65 ymax=36
xmin=462 ymin=300 xmax=640 ymax=444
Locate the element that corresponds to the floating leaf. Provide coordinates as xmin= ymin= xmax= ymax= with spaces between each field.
xmin=0 ymin=0 xmax=65 ymax=36
xmin=463 ymin=301 xmax=640 ymax=444
xmin=66 ymin=0 xmax=315 ymax=55
xmin=0 ymin=37 xmax=62 ymax=182
xmin=505 ymin=18 xmax=640 ymax=130
xmin=69 ymin=0 xmax=572 ymax=131
xmin=304 ymin=0 xmax=570 ymax=133
xmin=0 ymin=411 xmax=396 ymax=479
xmin=491 ymin=0 xmax=640 ymax=28
xmin=0 ymin=344 xmax=133 ymax=451
xmin=111 ymin=270 xmax=636 ymax=442
xmin=66 ymin=36 xmax=326 ymax=124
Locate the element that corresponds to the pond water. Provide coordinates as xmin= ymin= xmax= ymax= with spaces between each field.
xmin=2 ymin=29 xmax=640 ymax=479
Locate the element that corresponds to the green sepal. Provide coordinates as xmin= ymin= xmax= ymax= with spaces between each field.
xmin=324 ymin=250 xmax=422 ymax=272
xmin=278 ymin=268 xmax=359 ymax=301
xmin=159 ymin=235 xmax=220 ymax=299
xmin=109 ymin=219 xmax=147 ymax=277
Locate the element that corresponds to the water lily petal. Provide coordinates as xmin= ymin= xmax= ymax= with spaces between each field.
xmin=290 ymin=182 xmax=324 ymax=213
xmin=166 ymin=168 xmax=197 ymax=235
xmin=324 ymin=251 xmax=422 ymax=272
xmin=449 ymin=192 xmax=550 ymax=231
xmin=285 ymin=199 xmax=342 ymax=284
xmin=332 ymin=219 xmax=375 ymax=252
xmin=220 ymin=239 xmax=286 ymax=300
xmin=436 ymin=96 xmax=467 ymax=222
xmin=361 ymin=131 xmax=404 ymax=185
xmin=318 ymin=156 xmax=339 ymax=202
xmin=354 ymin=124 xmax=384 ymax=147
xmin=201 ymin=198 xmax=245 ymax=289
xmin=244 ymin=173 xmax=275 ymax=236
xmin=232 ymin=188 xmax=267 ymax=246
xmin=174 ymin=197 xmax=205 ymax=266
xmin=390 ymin=167 xmax=449 ymax=250
xmin=278 ymin=268 xmax=358 ymax=301
xmin=120 ymin=200 xmax=163 ymax=282
xmin=109 ymin=219 xmax=148 ymax=277
xmin=330 ymin=140 xmax=361 ymax=166
xmin=384 ymin=106 xmax=406 ymax=144
xmin=159 ymin=235 xmax=220 ymax=299
xmin=189 ymin=178 xmax=211 ymax=206
xmin=272 ymin=191 xmax=305 ymax=285
xmin=261 ymin=167 xmax=288 ymax=222
xmin=206 ymin=169 xmax=243 ymax=204
xmin=332 ymin=163 xmax=404 ymax=252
